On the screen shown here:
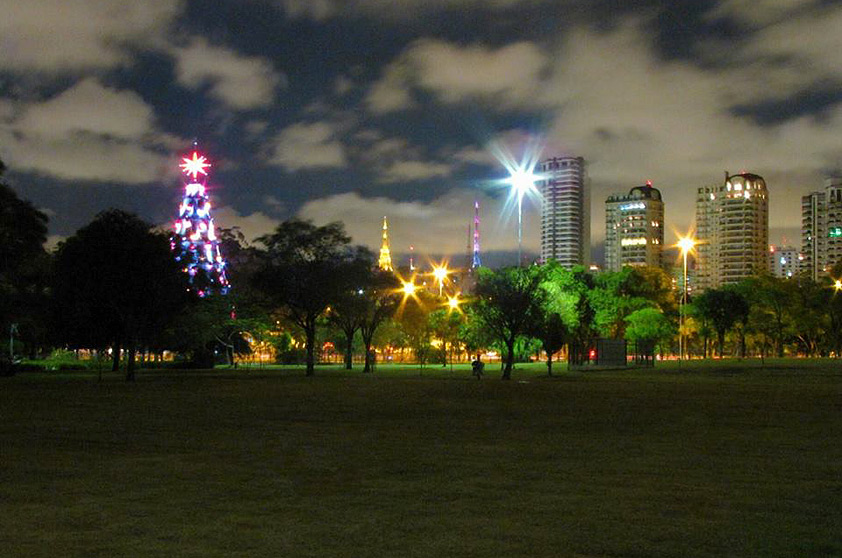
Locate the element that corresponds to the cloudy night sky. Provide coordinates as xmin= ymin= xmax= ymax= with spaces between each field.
xmin=2 ymin=0 xmax=842 ymax=265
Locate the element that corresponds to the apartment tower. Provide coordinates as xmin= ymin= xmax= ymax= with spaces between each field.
xmin=604 ymin=182 xmax=665 ymax=271
xmin=695 ymin=172 xmax=769 ymax=290
xmin=538 ymin=156 xmax=588 ymax=267
xmin=801 ymin=178 xmax=842 ymax=280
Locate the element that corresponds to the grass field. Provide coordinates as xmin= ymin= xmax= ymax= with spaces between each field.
xmin=1 ymin=361 xmax=840 ymax=557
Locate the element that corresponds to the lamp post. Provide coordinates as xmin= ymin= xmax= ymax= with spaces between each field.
xmin=432 ymin=264 xmax=449 ymax=297
xmin=677 ymin=236 xmax=695 ymax=362
xmin=506 ymin=167 xmax=539 ymax=266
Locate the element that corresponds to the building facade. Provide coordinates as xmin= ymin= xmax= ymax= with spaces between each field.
xmin=769 ymin=245 xmax=800 ymax=279
xmin=604 ymin=182 xmax=664 ymax=271
xmin=695 ymin=172 xmax=769 ymax=290
xmin=538 ymin=156 xmax=589 ymax=267
xmin=801 ymin=178 xmax=842 ymax=280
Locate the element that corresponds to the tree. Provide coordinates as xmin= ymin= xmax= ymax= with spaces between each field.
xmin=528 ymin=311 xmax=569 ymax=376
xmin=589 ymin=266 xmax=674 ymax=339
xmin=358 ymin=270 xmax=401 ymax=372
xmin=428 ymin=307 xmax=465 ymax=369
xmin=624 ymin=307 xmax=675 ymax=357
xmin=394 ymin=290 xmax=435 ymax=368
xmin=0 ymin=175 xmax=49 ymax=358
xmin=327 ymin=285 xmax=367 ymax=370
xmin=253 ymin=219 xmax=371 ymax=375
xmin=52 ymin=210 xmax=189 ymax=379
xmin=694 ymin=287 xmax=749 ymax=358
xmin=742 ymin=275 xmax=791 ymax=357
xmin=472 ymin=266 xmax=546 ymax=379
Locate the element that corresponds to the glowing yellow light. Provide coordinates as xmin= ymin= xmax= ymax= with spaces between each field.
xmin=402 ymin=281 xmax=417 ymax=296
xmin=835 ymin=279 xmax=842 ymax=291
xmin=433 ymin=265 xmax=449 ymax=282
xmin=180 ymin=152 xmax=211 ymax=179
xmin=677 ymin=236 xmax=696 ymax=254
xmin=447 ymin=295 xmax=461 ymax=311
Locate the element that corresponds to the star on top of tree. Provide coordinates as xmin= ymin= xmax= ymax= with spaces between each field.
xmin=180 ymin=152 xmax=211 ymax=180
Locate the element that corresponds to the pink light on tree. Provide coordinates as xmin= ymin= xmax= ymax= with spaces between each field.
xmin=171 ymin=143 xmax=230 ymax=297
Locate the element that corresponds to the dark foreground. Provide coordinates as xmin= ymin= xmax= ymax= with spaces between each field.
xmin=1 ymin=363 xmax=840 ymax=557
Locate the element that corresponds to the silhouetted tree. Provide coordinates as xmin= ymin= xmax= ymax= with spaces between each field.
xmin=0 ymin=172 xmax=49 ymax=359
xmin=253 ymin=219 xmax=371 ymax=375
xmin=52 ymin=210 xmax=189 ymax=379
xmin=694 ymin=287 xmax=748 ymax=358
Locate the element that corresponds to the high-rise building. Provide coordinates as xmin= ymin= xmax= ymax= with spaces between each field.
xmin=695 ymin=172 xmax=769 ymax=290
xmin=768 ymin=245 xmax=800 ymax=279
xmin=801 ymin=178 xmax=842 ymax=280
xmin=538 ymin=156 xmax=588 ymax=267
xmin=604 ymin=182 xmax=664 ymax=271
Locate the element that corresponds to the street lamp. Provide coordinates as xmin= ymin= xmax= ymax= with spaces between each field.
xmin=677 ymin=235 xmax=696 ymax=362
xmin=431 ymin=263 xmax=449 ymax=296
xmin=506 ymin=165 xmax=540 ymax=266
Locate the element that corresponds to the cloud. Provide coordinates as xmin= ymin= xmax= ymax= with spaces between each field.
xmin=280 ymin=0 xmax=544 ymax=20
xmin=352 ymin=135 xmax=457 ymax=183
xmin=171 ymin=38 xmax=286 ymax=110
xmin=15 ymin=78 xmax=155 ymax=140
xmin=378 ymin=160 xmax=453 ymax=183
xmin=536 ymin=18 xmax=842 ymax=242
xmin=708 ymin=0 xmax=817 ymax=25
xmin=211 ymin=206 xmax=282 ymax=245
xmin=0 ymin=0 xmax=182 ymax=72
xmin=267 ymin=121 xmax=347 ymax=171
xmin=297 ymin=189 xmax=540 ymax=256
xmin=0 ymin=79 xmax=173 ymax=183
xmin=365 ymin=64 xmax=414 ymax=114
xmin=365 ymin=39 xmax=550 ymax=113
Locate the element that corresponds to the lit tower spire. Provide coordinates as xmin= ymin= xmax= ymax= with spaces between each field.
xmin=472 ymin=200 xmax=482 ymax=268
xmin=378 ymin=216 xmax=393 ymax=271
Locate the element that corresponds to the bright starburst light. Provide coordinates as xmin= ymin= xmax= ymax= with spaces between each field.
xmin=486 ymin=135 xmax=545 ymax=265
xmin=180 ymin=152 xmax=211 ymax=180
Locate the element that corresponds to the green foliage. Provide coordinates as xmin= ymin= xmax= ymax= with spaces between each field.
xmin=472 ymin=265 xmax=547 ymax=378
xmin=624 ymin=307 xmax=675 ymax=355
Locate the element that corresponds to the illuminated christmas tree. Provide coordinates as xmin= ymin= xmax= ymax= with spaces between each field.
xmin=171 ymin=143 xmax=230 ymax=296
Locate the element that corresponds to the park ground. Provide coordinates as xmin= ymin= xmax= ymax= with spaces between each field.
xmin=0 ymin=360 xmax=840 ymax=558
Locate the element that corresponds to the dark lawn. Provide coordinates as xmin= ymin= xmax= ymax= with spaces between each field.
xmin=1 ymin=362 xmax=840 ymax=557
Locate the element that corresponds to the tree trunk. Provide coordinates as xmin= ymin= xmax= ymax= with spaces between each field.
xmin=717 ymin=331 xmax=725 ymax=358
xmin=546 ymin=351 xmax=553 ymax=376
xmin=344 ymin=331 xmax=354 ymax=370
xmin=305 ymin=323 xmax=316 ymax=376
xmin=111 ymin=340 xmax=121 ymax=372
xmin=502 ymin=337 xmax=514 ymax=380
xmin=363 ymin=337 xmax=373 ymax=373
xmin=125 ymin=344 xmax=136 ymax=382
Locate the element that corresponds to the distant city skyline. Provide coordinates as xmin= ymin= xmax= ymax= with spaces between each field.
xmin=2 ymin=1 xmax=841 ymax=260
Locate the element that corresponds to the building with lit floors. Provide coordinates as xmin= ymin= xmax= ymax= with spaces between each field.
xmin=538 ymin=156 xmax=588 ymax=267
xmin=801 ymin=178 xmax=842 ymax=280
xmin=769 ymin=245 xmax=800 ymax=279
xmin=604 ymin=182 xmax=664 ymax=271
xmin=695 ymin=172 xmax=769 ymax=290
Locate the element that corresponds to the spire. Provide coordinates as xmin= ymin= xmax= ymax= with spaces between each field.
xmin=472 ymin=200 xmax=482 ymax=268
xmin=378 ymin=216 xmax=393 ymax=271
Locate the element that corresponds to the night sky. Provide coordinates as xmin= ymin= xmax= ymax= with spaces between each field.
xmin=2 ymin=0 xmax=842 ymax=265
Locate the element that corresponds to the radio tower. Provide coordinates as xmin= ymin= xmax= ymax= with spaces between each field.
xmin=378 ymin=216 xmax=393 ymax=271
xmin=472 ymin=200 xmax=482 ymax=268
